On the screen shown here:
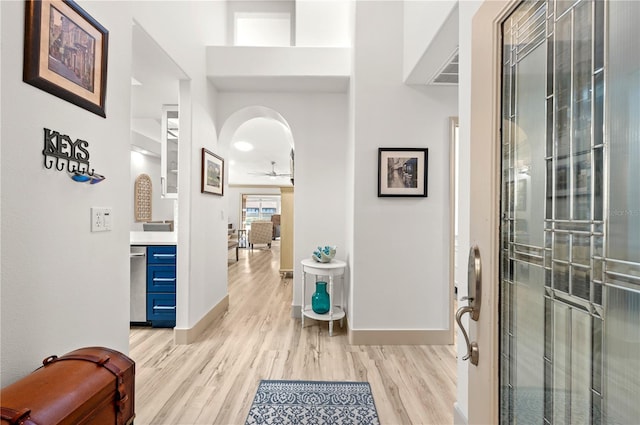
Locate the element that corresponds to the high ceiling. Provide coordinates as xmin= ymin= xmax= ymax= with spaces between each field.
xmin=130 ymin=22 xmax=292 ymax=186
xmin=130 ymin=23 xmax=184 ymax=122
xmin=228 ymin=117 xmax=293 ymax=186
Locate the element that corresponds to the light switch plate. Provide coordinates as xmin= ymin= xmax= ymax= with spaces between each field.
xmin=91 ymin=207 xmax=113 ymax=232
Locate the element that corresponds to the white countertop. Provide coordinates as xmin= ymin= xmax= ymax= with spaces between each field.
xmin=130 ymin=231 xmax=177 ymax=246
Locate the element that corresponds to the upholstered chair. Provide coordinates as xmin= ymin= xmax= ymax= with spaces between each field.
xmin=248 ymin=221 xmax=273 ymax=250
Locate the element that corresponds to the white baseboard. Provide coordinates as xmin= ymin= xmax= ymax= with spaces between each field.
xmin=348 ymin=328 xmax=452 ymax=345
xmin=173 ymin=295 xmax=229 ymax=345
xmin=453 ymin=402 xmax=468 ymax=425
xmin=293 ymin=305 xmax=453 ymax=345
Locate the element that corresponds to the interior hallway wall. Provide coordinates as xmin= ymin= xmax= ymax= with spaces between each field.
xmin=0 ymin=1 xmax=133 ymax=385
xmin=295 ymin=0 xmax=352 ymax=47
xmin=345 ymin=0 xmax=357 ymax=327
xmin=216 ymin=92 xmax=349 ymax=313
xmin=131 ymin=1 xmax=229 ymax=331
xmin=350 ymin=0 xmax=458 ymax=334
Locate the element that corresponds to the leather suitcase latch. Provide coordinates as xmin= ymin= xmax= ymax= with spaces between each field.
xmin=0 ymin=407 xmax=37 ymax=425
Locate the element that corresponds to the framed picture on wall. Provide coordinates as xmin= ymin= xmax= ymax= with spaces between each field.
xmin=378 ymin=148 xmax=428 ymax=197
xmin=23 ymin=0 xmax=109 ymax=117
xmin=201 ymin=148 xmax=224 ymax=196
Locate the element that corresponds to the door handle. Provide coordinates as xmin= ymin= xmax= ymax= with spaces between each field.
xmin=456 ymin=305 xmax=479 ymax=365
xmin=455 ymin=245 xmax=482 ymax=366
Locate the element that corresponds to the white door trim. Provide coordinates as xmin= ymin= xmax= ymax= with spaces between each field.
xmin=466 ymin=1 xmax=519 ymax=424
xmin=449 ymin=116 xmax=459 ymax=344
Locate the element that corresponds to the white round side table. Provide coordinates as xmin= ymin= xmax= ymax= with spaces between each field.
xmin=300 ymin=258 xmax=347 ymax=336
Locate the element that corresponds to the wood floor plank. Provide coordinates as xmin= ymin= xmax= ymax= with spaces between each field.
xmin=130 ymin=241 xmax=457 ymax=424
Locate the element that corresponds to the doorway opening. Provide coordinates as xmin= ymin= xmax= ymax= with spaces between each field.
xmin=236 ymin=194 xmax=282 ymax=249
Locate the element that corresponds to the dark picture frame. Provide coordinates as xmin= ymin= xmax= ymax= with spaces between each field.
xmin=201 ymin=148 xmax=224 ymax=196
xmin=23 ymin=0 xmax=109 ymax=117
xmin=378 ymin=148 xmax=428 ymax=197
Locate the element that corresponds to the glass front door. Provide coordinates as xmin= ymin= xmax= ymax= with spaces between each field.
xmin=499 ymin=0 xmax=640 ymax=423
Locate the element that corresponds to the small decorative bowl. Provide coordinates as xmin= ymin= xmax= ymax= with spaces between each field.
xmin=312 ymin=245 xmax=336 ymax=263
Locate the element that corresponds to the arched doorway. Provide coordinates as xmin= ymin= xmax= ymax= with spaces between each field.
xmin=218 ymin=106 xmax=295 ymax=274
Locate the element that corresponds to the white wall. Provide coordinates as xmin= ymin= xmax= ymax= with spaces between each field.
xmin=235 ymin=14 xmax=292 ymax=46
xmin=0 ymin=0 xmax=466 ymax=390
xmin=131 ymin=1 xmax=228 ymax=330
xmin=345 ymin=0 xmax=356 ymax=326
xmin=226 ymin=0 xmax=295 ymax=46
xmin=216 ymin=92 xmax=349 ymax=311
xmin=225 ymin=0 xmax=351 ymax=48
xmin=129 ymin=152 xmax=175 ymax=231
xmin=1 ymin=1 xmax=132 ymax=384
xmin=456 ymin=1 xmax=484 ymax=422
xmin=295 ymin=0 xmax=352 ymax=47
xmin=131 ymin=130 xmax=161 ymax=156
xmin=207 ymin=46 xmax=350 ymax=81
xmin=350 ymin=1 xmax=457 ymax=331
xmin=403 ymin=0 xmax=457 ymax=81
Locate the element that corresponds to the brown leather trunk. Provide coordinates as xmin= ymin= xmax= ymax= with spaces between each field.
xmin=0 ymin=347 xmax=135 ymax=425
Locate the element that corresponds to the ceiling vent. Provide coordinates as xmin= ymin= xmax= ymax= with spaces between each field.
xmin=428 ymin=49 xmax=459 ymax=85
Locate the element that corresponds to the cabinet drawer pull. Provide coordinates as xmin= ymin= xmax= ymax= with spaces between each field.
xmin=153 ymin=306 xmax=176 ymax=311
xmin=152 ymin=278 xmax=176 ymax=283
xmin=153 ymin=254 xmax=176 ymax=259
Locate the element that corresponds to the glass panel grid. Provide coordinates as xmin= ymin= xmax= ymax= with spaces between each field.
xmin=571 ymin=264 xmax=590 ymax=300
xmin=607 ymin=0 xmax=640 ymax=264
xmin=592 ymin=316 xmax=603 ymax=394
xmin=499 ymin=1 xmax=620 ymax=424
xmin=603 ymin=286 xmax=640 ymax=424
xmin=570 ymin=309 xmax=592 ymax=424
xmin=554 ymin=11 xmax=572 ymax=162
xmin=553 ymin=303 xmax=570 ymax=424
xmin=572 ymin=0 xmax=593 ymax=158
xmin=593 ymin=0 xmax=604 ymax=72
xmin=556 ymin=0 xmax=578 ymax=19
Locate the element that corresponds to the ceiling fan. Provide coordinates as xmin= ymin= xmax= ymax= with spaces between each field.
xmin=249 ymin=161 xmax=292 ymax=178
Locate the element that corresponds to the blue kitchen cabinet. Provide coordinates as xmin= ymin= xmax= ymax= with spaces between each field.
xmin=147 ymin=245 xmax=177 ymax=264
xmin=146 ymin=245 xmax=176 ymax=327
xmin=147 ymin=266 xmax=176 ymax=293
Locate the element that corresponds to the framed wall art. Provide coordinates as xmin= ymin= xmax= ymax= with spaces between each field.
xmin=23 ymin=0 xmax=109 ymax=117
xmin=378 ymin=148 xmax=428 ymax=197
xmin=201 ymin=148 xmax=224 ymax=196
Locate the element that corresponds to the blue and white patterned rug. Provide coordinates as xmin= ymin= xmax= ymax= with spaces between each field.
xmin=245 ymin=380 xmax=380 ymax=425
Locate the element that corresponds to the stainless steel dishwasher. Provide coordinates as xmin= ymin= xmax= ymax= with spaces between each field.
xmin=130 ymin=246 xmax=148 ymax=325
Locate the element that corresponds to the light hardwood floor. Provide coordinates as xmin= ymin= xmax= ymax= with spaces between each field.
xmin=130 ymin=242 xmax=457 ymax=424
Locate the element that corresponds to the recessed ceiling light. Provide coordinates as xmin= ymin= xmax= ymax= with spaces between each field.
xmin=234 ymin=141 xmax=254 ymax=152
xmin=131 ymin=77 xmax=142 ymax=86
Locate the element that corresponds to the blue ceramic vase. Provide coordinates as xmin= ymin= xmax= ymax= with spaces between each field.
xmin=311 ymin=281 xmax=330 ymax=314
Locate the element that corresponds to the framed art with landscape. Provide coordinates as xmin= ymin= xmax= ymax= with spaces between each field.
xmin=201 ymin=148 xmax=224 ymax=196
xmin=378 ymin=148 xmax=428 ymax=197
xmin=23 ymin=0 xmax=109 ymax=117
